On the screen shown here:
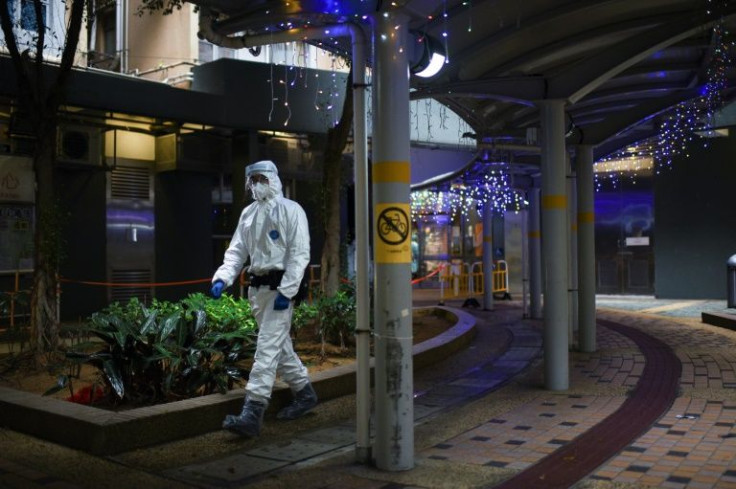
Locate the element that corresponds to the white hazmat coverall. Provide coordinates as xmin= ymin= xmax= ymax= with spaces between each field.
xmin=212 ymin=160 xmax=310 ymax=404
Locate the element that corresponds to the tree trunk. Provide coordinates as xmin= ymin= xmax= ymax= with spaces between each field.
xmin=320 ymin=143 xmax=343 ymax=296
xmin=0 ymin=0 xmax=86 ymax=362
xmin=319 ymin=69 xmax=354 ymax=297
xmin=30 ymin=122 xmax=61 ymax=359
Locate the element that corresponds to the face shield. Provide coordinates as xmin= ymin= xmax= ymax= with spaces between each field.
xmin=245 ymin=160 xmax=282 ymax=201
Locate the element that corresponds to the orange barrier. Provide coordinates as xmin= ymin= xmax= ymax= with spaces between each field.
xmin=439 ymin=260 xmax=509 ymax=301
xmin=4 ymin=261 xmax=504 ymax=327
xmin=4 ymin=266 xmax=326 ymax=328
xmin=59 ymin=278 xmax=212 ymax=287
xmin=411 ymin=263 xmax=445 ymax=285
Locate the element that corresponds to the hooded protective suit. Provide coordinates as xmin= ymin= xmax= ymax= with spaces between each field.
xmin=212 ymin=160 xmax=311 ymax=404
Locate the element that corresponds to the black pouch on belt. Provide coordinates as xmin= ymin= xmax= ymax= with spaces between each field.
xmin=249 ymin=270 xmax=285 ymax=290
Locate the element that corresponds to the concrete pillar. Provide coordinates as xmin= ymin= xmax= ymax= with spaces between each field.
xmin=528 ymin=187 xmax=543 ymax=319
xmin=576 ymin=145 xmax=597 ymax=353
xmin=521 ymin=206 xmax=530 ymax=317
xmin=371 ymin=11 xmax=414 ymax=471
xmin=538 ymin=99 xmax=569 ymax=391
xmin=482 ymin=204 xmax=494 ymax=310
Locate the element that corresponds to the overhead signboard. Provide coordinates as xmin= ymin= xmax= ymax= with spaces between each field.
xmin=0 ymin=155 xmax=34 ymax=203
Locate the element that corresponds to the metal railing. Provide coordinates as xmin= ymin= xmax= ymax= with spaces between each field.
xmin=0 ymin=269 xmax=32 ymax=328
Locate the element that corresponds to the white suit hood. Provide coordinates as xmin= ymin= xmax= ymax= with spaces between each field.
xmin=246 ymin=160 xmax=282 ymax=202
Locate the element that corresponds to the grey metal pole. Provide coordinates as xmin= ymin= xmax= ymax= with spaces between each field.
xmin=371 ymin=11 xmax=414 ymax=471
xmin=576 ymin=145 xmax=596 ymax=353
xmin=482 ymin=204 xmax=494 ymax=310
xmin=521 ymin=207 xmax=530 ymax=318
xmin=539 ymin=99 xmax=569 ymax=391
xmin=529 ymin=186 xmax=543 ymax=319
xmin=349 ymin=25 xmax=372 ymax=465
xmin=567 ymin=155 xmax=578 ymax=349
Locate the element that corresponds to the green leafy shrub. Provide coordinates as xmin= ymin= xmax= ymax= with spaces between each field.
xmin=315 ymin=283 xmax=356 ymax=355
xmin=186 ymin=293 xmax=257 ymax=333
xmin=48 ymin=293 xmax=257 ymax=407
xmin=292 ymin=301 xmax=320 ymax=340
xmin=45 ymin=286 xmax=361 ymax=406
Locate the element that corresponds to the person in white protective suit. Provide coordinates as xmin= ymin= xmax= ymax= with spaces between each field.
xmin=210 ymin=160 xmax=317 ymax=438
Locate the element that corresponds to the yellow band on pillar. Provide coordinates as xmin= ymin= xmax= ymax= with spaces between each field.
xmin=577 ymin=211 xmax=595 ymax=223
xmin=372 ymin=161 xmax=411 ymax=183
xmin=542 ymin=195 xmax=567 ymax=209
xmin=483 ymin=236 xmax=492 ymax=242
xmin=528 ymin=231 xmax=541 ymax=238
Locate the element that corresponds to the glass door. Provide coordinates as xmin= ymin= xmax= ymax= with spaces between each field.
xmin=594 ymin=177 xmax=655 ymax=295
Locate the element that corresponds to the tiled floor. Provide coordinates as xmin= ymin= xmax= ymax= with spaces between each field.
xmin=414 ymin=308 xmax=736 ymax=489
xmin=590 ymin=398 xmax=736 ymax=488
xmin=2 ymin=297 xmax=736 ymax=489
xmin=424 ymin=394 xmax=626 ymax=470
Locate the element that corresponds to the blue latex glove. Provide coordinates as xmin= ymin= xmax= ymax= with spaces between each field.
xmin=211 ymin=280 xmax=225 ymax=299
xmin=274 ymin=292 xmax=291 ymax=310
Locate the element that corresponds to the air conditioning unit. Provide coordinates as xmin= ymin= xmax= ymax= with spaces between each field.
xmin=57 ymin=125 xmax=103 ymax=167
xmin=155 ymin=133 xmax=229 ymax=173
xmin=8 ymin=111 xmax=34 ymax=156
xmin=263 ymin=137 xmax=314 ymax=173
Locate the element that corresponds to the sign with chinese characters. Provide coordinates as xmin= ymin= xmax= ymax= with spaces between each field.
xmin=625 ymin=236 xmax=650 ymax=247
xmin=0 ymin=156 xmax=34 ymax=203
xmin=0 ymin=204 xmax=34 ymax=271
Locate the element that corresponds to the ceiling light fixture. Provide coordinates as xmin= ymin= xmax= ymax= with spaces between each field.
xmin=409 ymin=30 xmax=446 ymax=78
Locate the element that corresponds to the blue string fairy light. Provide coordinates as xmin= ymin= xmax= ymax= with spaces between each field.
xmin=410 ymin=165 xmax=528 ymax=222
xmin=653 ymin=17 xmax=733 ymax=172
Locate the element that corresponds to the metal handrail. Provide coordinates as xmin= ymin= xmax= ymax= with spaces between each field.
xmin=0 ymin=269 xmax=33 ymax=328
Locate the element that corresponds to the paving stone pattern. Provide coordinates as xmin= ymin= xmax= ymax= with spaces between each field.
xmin=3 ymin=298 xmax=736 ymax=489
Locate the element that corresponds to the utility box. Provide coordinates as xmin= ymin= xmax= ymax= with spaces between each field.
xmin=728 ymin=254 xmax=736 ymax=309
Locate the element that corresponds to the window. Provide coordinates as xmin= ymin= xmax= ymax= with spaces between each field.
xmin=20 ymin=0 xmax=45 ymax=30
xmin=5 ymin=0 xmax=47 ymax=31
xmin=198 ymin=40 xmax=213 ymax=63
xmin=99 ymin=7 xmax=116 ymax=56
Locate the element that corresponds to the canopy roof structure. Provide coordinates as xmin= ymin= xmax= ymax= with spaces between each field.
xmin=192 ymin=0 xmax=736 ymax=177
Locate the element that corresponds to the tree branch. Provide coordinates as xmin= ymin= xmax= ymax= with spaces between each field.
xmin=57 ymin=0 xmax=86 ymax=87
xmin=33 ymin=0 xmax=46 ymax=96
xmin=0 ymin=0 xmax=30 ymax=89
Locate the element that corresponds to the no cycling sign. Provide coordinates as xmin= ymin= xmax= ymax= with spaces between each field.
xmin=375 ymin=203 xmax=411 ymax=264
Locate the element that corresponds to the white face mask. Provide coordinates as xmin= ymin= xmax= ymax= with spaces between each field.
xmin=250 ymin=182 xmax=271 ymax=201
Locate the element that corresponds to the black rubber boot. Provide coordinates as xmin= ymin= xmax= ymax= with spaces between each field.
xmin=222 ymin=398 xmax=267 ymax=437
xmin=276 ymin=382 xmax=318 ymax=420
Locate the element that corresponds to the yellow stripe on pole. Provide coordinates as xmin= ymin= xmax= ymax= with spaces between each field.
xmin=577 ymin=211 xmax=595 ymax=223
xmin=542 ymin=195 xmax=567 ymax=209
xmin=372 ymin=161 xmax=411 ymax=183
xmin=528 ymin=231 xmax=541 ymax=239
xmin=483 ymin=236 xmax=492 ymax=242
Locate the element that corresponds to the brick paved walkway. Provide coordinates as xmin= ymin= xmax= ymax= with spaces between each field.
xmin=415 ymin=309 xmax=736 ymax=489
xmin=0 ymin=457 xmax=82 ymax=489
xmin=1 ymin=299 xmax=736 ymax=489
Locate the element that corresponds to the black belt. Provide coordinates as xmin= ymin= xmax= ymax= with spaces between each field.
xmin=249 ymin=270 xmax=285 ymax=289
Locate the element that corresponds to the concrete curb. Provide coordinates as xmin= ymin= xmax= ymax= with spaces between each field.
xmin=0 ymin=306 xmax=476 ymax=455
xmin=701 ymin=311 xmax=736 ymax=331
